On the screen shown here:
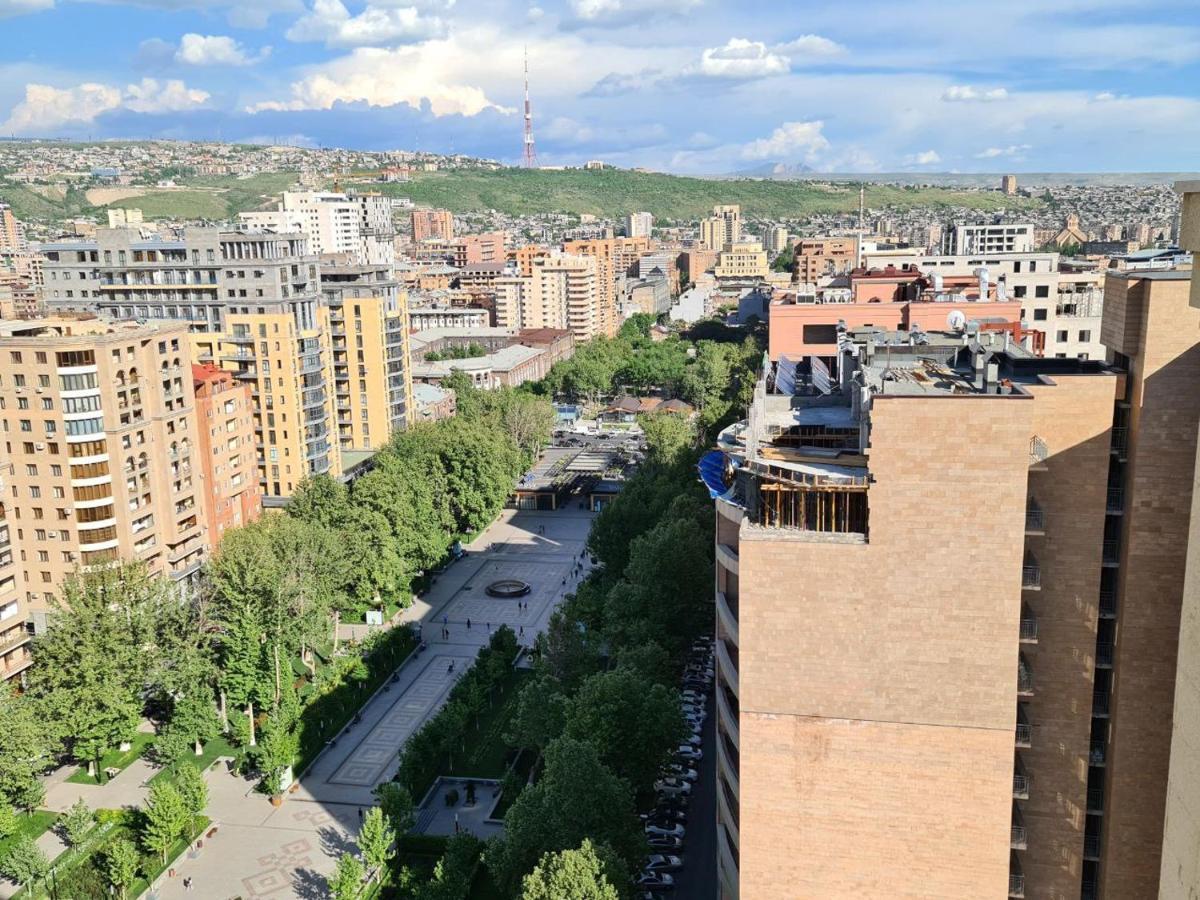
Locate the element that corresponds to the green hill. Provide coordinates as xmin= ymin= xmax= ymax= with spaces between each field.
xmin=371 ymin=168 xmax=1043 ymax=221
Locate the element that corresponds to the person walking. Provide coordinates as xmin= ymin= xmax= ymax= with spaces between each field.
xmin=466 ymin=618 xmax=472 ymax=630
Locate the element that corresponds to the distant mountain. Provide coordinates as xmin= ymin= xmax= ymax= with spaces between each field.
xmin=727 ymin=162 xmax=816 ymax=179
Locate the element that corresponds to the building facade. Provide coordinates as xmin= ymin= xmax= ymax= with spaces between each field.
xmin=411 ymin=208 xmax=454 ymax=243
xmin=191 ymin=363 xmax=261 ymax=541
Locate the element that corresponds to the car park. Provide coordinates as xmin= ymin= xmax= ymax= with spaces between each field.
xmin=644 ymin=821 xmax=685 ymax=838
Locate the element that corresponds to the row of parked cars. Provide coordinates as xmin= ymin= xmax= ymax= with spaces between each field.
xmin=635 ymin=635 xmax=715 ymax=896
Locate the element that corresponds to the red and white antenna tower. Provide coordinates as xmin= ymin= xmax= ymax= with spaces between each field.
xmin=522 ymin=47 xmax=537 ymax=168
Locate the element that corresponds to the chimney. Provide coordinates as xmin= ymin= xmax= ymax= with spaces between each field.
xmin=986 ymin=361 xmax=999 ymax=393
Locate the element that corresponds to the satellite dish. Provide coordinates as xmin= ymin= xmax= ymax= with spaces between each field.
xmin=947 ymin=310 xmax=967 ymax=331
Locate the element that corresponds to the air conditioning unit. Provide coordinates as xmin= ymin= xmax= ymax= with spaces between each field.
xmin=46 ymin=531 xmax=57 ymax=539
xmin=34 ymin=443 xmax=45 ymax=451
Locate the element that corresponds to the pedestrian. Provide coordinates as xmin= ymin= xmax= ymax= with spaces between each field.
xmin=466 ymin=618 xmax=472 ymax=630
xmin=358 ymin=808 xmax=363 ymax=821
xmin=486 ymin=622 xmax=491 ymax=633
xmin=519 ymin=625 xmax=524 ymax=637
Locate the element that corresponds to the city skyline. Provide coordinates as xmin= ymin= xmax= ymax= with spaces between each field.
xmin=1 ymin=0 xmax=1199 ymax=173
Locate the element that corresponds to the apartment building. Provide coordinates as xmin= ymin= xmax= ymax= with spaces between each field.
xmin=563 ymin=236 xmax=650 ymax=336
xmin=944 ymin=221 xmax=1036 ymax=255
xmin=40 ymin=241 xmax=102 ymax=311
xmin=411 ymin=208 xmax=454 ymax=242
xmin=192 ymin=364 xmax=261 ymax=542
xmin=624 ymin=211 xmax=654 ymax=238
xmin=702 ymin=204 xmax=742 ymax=251
xmin=765 ymin=226 xmax=788 ymax=254
xmin=409 ymin=305 xmax=490 ymax=331
xmin=0 ymin=203 xmax=25 ymax=253
xmin=863 ymin=249 xmax=1106 ymax=360
xmin=713 ymin=241 xmax=768 ymax=286
xmin=0 ymin=458 xmax=32 ymax=683
xmin=318 ymin=263 xmax=413 ymax=452
xmin=794 ymin=237 xmax=859 ymax=282
xmin=0 ymin=318 xmax=209 ymax=628
xmin=449 ymin=232 xmax=506 ymax=267
xmin=240 ymin=191 xmax=395 ymax=267
xmin=496 ymin=253 xmax=603 ymax=341
xmin=711 ymin=252 xmax=1200 ymax=898
xmin=40 ymin=227 xmax=340 ymax=501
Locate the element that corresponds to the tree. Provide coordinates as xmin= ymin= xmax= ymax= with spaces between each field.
xmin=636 ymin=411 xmax=696 ymax=466
xmin=257 ymin=706 xmax=300 ymax=796
xmin=60 ymin=797 xmax=93 ymax=847
xmin=414 ymin=834 xmax=482 ymax=900
xmin=339 ymin=505 xmax=408 ymax=618
xmin=26 ymin=564 xmax=164 ymax=777
xmin=287 ymin=474 xmax=351 ymax=529
xmin=521 ymin=839 xmax=622 ymax=900
xmin=175 ymin=763 xmax=209 ymax=840
xmin=0 ymin=837 xmax=49 ymax=891
xmin=141 ymin=781 xmax=188 ymax=863
xmin=488 ymin=737 xmax=641 ymax=895
xmin=328 ymin=851 xmax=365 ymax=900
xmin=158 ymin=687 xmax=220 ymax=764
xmin=102 ymin=838 xmax=140 ymax=900
xmin=373 ymin=782 xmax=415 ymax=837
xmin=0 ymin=690 xmax=48 ymax=811
xmin=0 ymin=805 xmax=17 ymax=840
xmin=358 ymin=807 xmax=395 ymax=885
xmin=505 ymin=675 xmax=567 ymax=755
xmin=215 ymin=602 xmax=269 ymax=746
xmin=565 ymin=668 xmax=687 ymax=794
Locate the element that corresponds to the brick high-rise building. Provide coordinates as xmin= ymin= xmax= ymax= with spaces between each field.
xmin=709 ymin=242 xmax=1200 ymax=898
xmin=0 ymin=318 xmax=209 ymax=629
xmin=192 ymin=364 xmax=261 ymax=542
xmin=411 ymin=208 xmax=454 ymax=243
xmin=563 ymin=236 xmax=649 ymax=336
xmin=0 ymin=203 xmax=25 ymax=253
xmin=0 ymin=456 xmax=32 ymax=683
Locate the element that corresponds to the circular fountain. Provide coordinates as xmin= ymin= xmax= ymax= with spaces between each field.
xmin=485 ymin=579 xmax=532 ymax=598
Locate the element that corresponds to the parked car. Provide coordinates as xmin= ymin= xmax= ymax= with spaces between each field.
xmin=645 ymin=855 xmax=683 ymax=872
xmin=680 ymin=731 xmax=701 ymax=747
xmin=682 ymin=702 xmax=706 ymax=716
xmin=644 ymin=821 xmax=685 ymax=838
xmin=654 ymin=777 xmax=693 ymax=797
xmin=662 ymin=764 xmax=698 ymax=782
xmin=647 ymin=835 xmax=683 ymax=852
xmin=676 ymin=744 xmax=702 ymax=762
xmin=635 ymin=872 xmax=675 ymax=890
xmin=641 ymin=808 xmax=686 ymax=824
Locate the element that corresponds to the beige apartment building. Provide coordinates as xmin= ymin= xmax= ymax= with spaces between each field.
xmin=563 ymin=236 xmax=650 ymax=337
xmin=794 ymin=236 xmax=859 ymax=282
xmin=0 ymin=457 xmax=32 ymax=682
xmin=411 ymin=208 xmax=454 ymax=243
xmin=318 ymin=263 xmax=413 ymax=453
xmin=713 ymin=241 xmax=768 ymax=286
xmin=41 ymin=228 xmax=342 ymax=503
xmin=495 ymin=253 xmax=603 ymax=341
xmin=0 ymin=318 xmax=209 ymax=628
xmin=710 ymin=250 xmax=1200 ymax=898
xmin=702 ymin=204 xmax=742 ymax=251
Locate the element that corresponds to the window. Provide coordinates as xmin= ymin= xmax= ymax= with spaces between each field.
xmin=1034 ymin=309 xmax=1048 ymax=322
xmin=1079 ymin=330 xmax=1091 ymax=343
xmin=1035 ymin=285 xmax=1050 ymax=299
xmin=1057 ymin=330 xmax=1068 ymax=342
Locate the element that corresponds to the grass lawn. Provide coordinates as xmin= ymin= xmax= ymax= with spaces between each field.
xmin=148 ymin=735 xmax=237 ymax=787
xmin=66 ymin=731 xmax=155 ymax=785
xmin=0 ymin=810 xmax=56 ymax=859
xmin=449 ymin=669 xmax=530 ymax=780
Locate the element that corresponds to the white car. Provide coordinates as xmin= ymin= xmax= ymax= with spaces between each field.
xmin=663 ymin=765 xmax=698 ymax=782
xmin=676 ymin=744 xmax=702 ymax=762
xmin=645 ymin=854 xmax=683 ymax=872
xmin=654 ymin=777 xmax=693 ymax=797
xmin=644 ymin=821 xmax=686 ymax=838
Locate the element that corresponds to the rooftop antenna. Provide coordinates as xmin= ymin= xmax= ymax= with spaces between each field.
xmin=523 ymin=47 xmax=537 ymax=169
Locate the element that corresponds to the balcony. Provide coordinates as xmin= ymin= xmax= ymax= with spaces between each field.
xmin=0 ymin=627 xmax=32 ymax=657
xmin=1083 ymin=833 xmax=1101 ymax=860
xmin=1015 ymin=704 xmax=1032 ymax=748
xmin=1099 ymin=590 xmax=1117 ymax=619
xmin=1087 ymin=787 xmax=1104 ymax=814
xmin=1029 ymin=436 xmax=1049 ymax=470
xmin=716 ymin=729 xmax=740 ymax=798
xmin=716 ymin=543 xmax=739 ymax=575
xmin=1106 ymin=487 xmax=1124 ymax=514
xmin=1102 ymin=540 xmax=1120 ymax=566
xmin=1096 ymin=642 xmax=1114 ymax=668
xmin=1110 ymin=426 xmax=1128 ymax=457
xmin=717 ymin=824 xmax=739 ymax=897
xmin=716 ymin=684 xmax=740 ymax=749
xmin=716 ymin=639 xmax=739 ymax=696
xmin=1093 ymin=690 xmax=1110 ymax=717
xmin=716 ymin=591 xmax=738 ymax=645
xmin=1017 ymin=654 xmax=1034 ymax=697
xmin=1025 ymin=499 xmax=1045 ymax=534
xmin=1011 ymin=804 xmax=1028 ymax=850
xmin=1019 ymin=604 xmax=1038 ymax=643
xmin=1013 ymin=756 xmax=1031 ymax=800
xmin=1022 ymin=555 xmax=1041 ymax=590
xmin=1008 ymin=853 xmax=1025 ymax=899
xmin=1090 ymin=740 xmax=1106 ymax=767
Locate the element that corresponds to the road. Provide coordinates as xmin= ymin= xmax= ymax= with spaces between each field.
xmin=672 ymin=680 xmax=717 ymax=900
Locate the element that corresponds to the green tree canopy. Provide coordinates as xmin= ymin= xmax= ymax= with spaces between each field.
xmin=520 ymin=839 xmax=623 ymax=900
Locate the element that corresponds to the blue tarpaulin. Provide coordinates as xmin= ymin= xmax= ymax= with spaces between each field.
xmin=698 ymin=450 xmax=741 ymax=504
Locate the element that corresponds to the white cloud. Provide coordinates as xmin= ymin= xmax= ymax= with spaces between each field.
xmin=175 ymin=33 xmax=267 ymax=66
xmin=583 ymin=68 xmax=665 ymax=97
xmin=942 ymin=85 xmax=1009 ymax=102
xmin=974 ymin=144 xmax=1032 ymax=159
xmin=2 ymin=77 xmax=208 ymax=133
xmin=249 ymin=44 xmax=512 ymax=117
xmin=773 ymin=34 xmax=847 ymax=61
xmin=698 ymin=38 xmax=790 ymax=79
xmin=903 ymin=149 xmax=942 ymax=166
xmin=568 ymin=0 xmax=699 ymax=25
xmin=286 ymin=0 xmax=446 ymax=48
xmin=0 ymin=0 xmax=53 ymax=16
xmin=741 ymin=120 xmax=830 ymax=160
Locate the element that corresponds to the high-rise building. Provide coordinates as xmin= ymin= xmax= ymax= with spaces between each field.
xmin=318 ymin=263 xmax=413 ymax=452
xmin=191 ymin=364 xmax=262 ymax=543
xmin=240 ymin=191 xmax=395 ymax=266
xmin=701 ymin=204 xmax=742 ymax=251
xmin=0 ymin=318 xmax=210 ymax=628
xmin=502 ymin=253 xmax=602 ymax=340
xmin=1002 ymin=175 xmax=1019 ymax=196
xmin=709 ymin=247 xmax=1200 ymax=898
xmin=563 ymin=237 xmax=649 ymax=336
xmin=41 ymin=227 xmax=340 ymax=502
xmin=411 ymin=208 xmax=454 ymax=243
xmin=765 ymin=225 xmax=788 ymax=255
xmin=0 ymin=203 xmax=25 ymax=253
xmin=0 ymin=457 xmax=33 ymax=683
xmin=623 ymin=212 xmax=654 ymax=238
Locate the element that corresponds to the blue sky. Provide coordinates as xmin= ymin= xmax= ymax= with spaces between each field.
xmin=2 ymin=0 xmax=1199 ymax=173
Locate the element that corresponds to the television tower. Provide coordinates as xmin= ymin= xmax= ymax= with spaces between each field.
xmin=522 ymin=47 xmax=537 ymax=168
